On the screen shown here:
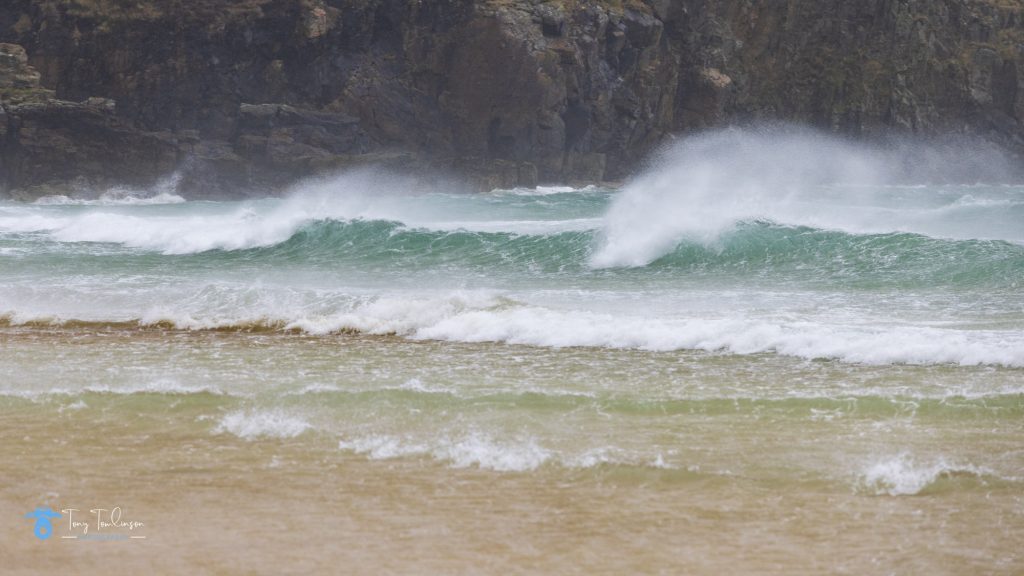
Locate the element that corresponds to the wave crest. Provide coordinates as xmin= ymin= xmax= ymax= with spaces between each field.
xmin=5 ymin=294 xmax=1023 ymax=366
xmin=858 ymin=455 xmax=999 ymax=496
xmin=592 ymin=128 xmax=1024 ymax=267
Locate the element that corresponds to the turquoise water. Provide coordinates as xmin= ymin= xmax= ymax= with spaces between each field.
xmin=1 ymin=176 xmax=1022 ymax=366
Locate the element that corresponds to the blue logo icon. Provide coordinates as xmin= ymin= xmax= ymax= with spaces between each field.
xmin=25 ymin=507 xmax=62 ymax=540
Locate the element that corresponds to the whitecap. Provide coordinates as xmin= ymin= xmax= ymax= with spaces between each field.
xmin=215 ymin=410 xmax=311 ymax=440
xmin=591 ymin=127 xmax=1024 ymax=268
xmin=858 ymin=454 xmax=992 ymax=496
xmin=339 ymin=432 xmax=551 ymax=472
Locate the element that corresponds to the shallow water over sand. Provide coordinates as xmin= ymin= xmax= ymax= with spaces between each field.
xmin=2 ymin=328 xmax=1022 ymax=574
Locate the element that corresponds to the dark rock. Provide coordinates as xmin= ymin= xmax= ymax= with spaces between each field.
xmin=0 ymin=0 xmax=1021 ymax=198
xmin=0 ymin=43 xmax=53 ymax=106
xmin=0 ymin=46 xmax=177 ymax=198
xmin=564 ymin=152 xmax=606 ymax=184
xmin=0 ymin=105 xmax=7 ymax=191
xmin=0 ymin=43 xmax=38 ymax=89
xmin=3 ymin=99 xmax=178 ymax=197
xmin=452 ymin=157 xmax=539 ymax=191
xmin=536 ymin=4 xmax=566 ymax=37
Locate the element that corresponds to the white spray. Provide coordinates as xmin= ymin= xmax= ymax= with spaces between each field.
xmin=590 ymin=126 xmax=1021 ymax=268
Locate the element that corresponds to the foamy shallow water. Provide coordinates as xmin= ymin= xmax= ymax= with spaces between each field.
xmin=1 ymin=329 xmax=1022 ymax=573
xmin=2 ymin=329 xmax=1021 ymax=484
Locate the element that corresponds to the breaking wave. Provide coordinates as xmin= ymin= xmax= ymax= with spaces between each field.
xmin=3 ymin=293 xmax=1023 ymax=366
xmin=1 ymin=215 xmax=1021 ymax=287
xmin=858 ymin=454 xmax=1010 ymax=496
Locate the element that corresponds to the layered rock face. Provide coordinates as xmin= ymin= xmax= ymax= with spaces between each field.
xmin=0 ymin=0 xmax=1021 ymax=198
xmin=0 ymin=43 xmax=178 ymax=198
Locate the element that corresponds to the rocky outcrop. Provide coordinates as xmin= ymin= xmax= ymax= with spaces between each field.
xmin=0 ymin=1 xmax=1022 ymax=198
xmin=676 ymin=0 xmax=1024 ymax=150
xmin=0 ymin=43 xmax=179 ymax=198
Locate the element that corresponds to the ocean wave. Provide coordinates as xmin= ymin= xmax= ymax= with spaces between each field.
xmin=4 ymin=211 xmax=1019 ymax=287
xmin=337 ymin=433 xmax=689 ymax=472
xmin=948 ymin=194 xmax=1024 ymax=209
xmin=491 ymin=184 xmax=601 ymax=196
xmin=282 ymin=379 xmax=458 ymax=398
xmin=592 ymin=129 xmax=1024 ymax=267
xmin=4 ymin=294 xmax=1023 ymax=366
xmin=392 ymin=306 xmax=1024 ymax=367
xmin=0 ymin=314 xmax=298 ymax=333
xmin=245 ymin=219 xmax=1024 ymax=286
xmin=0 ymin=199 xmax=598 ymax=255
xmin=338 ymin=432 xmax=552 ymax=472
xmin=649 ymin=223 xmax=1024 ymax=286
xmin=0 ymin=380 xmax=230 ymax=400
xmin=31 ymin=172 xmax=187 ymax=206
xmin=215 ymin=409 xmax=312 ymax=440
xmin=2 ymin=171 xmax=1022 ymax=291
xmin=857 ymin=454 xmax=1002 ymax=496
xmin=32 ymin=192 xmax=187 ymax=206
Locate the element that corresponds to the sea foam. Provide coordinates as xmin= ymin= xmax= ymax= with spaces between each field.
xmin=591 ymin=127 xmax=1023 ymax=267
xmin=215 ymin=410 xmax=312 ymax=440
xmin=859 ymin=454 xmax=995 ymax=496
xmin=338 ymin=432 xmax=552 ymax=472
xmin=4 ymin=291 xmax=1023 ymax=367
xmin=1 ymin=168 xmax=599 ymax=253
xmin=281 ymin=295 xmax=1024 ymax=367
xmin=0 ymin=380 xmax=229 ymax=400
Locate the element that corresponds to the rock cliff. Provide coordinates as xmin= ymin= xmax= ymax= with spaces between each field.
xmin=1 ymin=0 xmax=1021 ymax=198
